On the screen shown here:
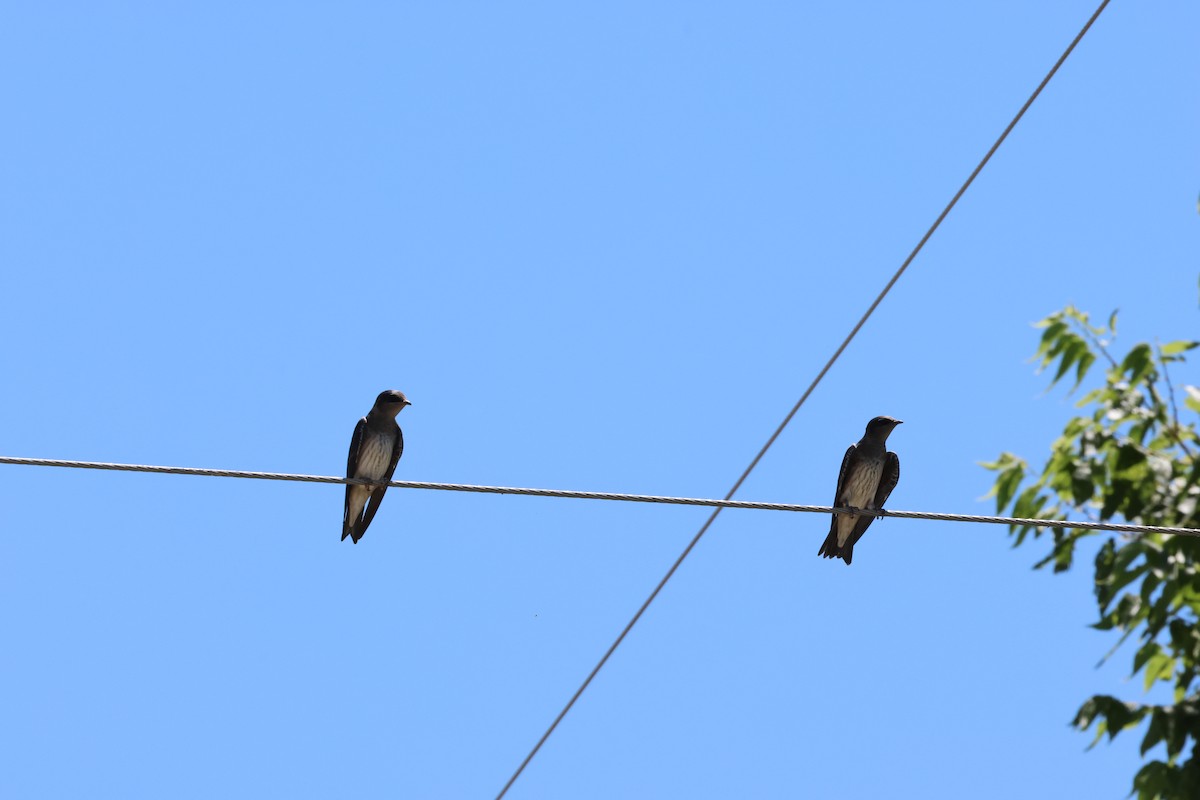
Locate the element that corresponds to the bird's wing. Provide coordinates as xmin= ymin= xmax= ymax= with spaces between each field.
xmin=874 ymin=451 xmax=900 ymax=509
xmin=358 ymin=425 xmax=404 ymax=538
xmin=342 ymin=418 xmax=366 ymax=539
xmin=826 ymin=444 xmax=856 ymax=533
xmin=819 ymin=444 xmax=860 ymax=560
xmin=833 ymin=444 xmax=855 ymax=506
xmin=387 ymin=426 xmax=405 ymax=479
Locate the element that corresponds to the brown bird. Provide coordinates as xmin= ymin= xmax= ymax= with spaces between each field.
xmin=342 ymin=390 xmax=411 ymax=543
xmin=818 ymin=416 xmax=901 ymax=565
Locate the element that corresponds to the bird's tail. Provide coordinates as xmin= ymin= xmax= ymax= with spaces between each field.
xmin=817 ymin=531 xmax=839 ymax=560
xmin=817 ymin=530 xmax=853 ymax=565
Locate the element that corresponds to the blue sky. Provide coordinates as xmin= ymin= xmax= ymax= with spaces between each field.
xmin=2 ymin=2 xmax=1197 ymax=797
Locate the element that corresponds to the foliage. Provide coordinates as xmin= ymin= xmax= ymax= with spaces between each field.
xmin=981 ymin=304 xmax=1200 ymax=799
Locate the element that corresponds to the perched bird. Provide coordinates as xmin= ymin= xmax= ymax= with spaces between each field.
xmin=818 ymin=416 xmax=902 ymax=565
xmin=343 ymin=390 xmax=411 ymax=543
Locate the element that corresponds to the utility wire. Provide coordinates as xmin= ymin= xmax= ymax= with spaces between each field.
xmin=1 ymin=455 xmax=1193 ymax=536
xmin=495 ymin=2 xmax=1114 ymax=797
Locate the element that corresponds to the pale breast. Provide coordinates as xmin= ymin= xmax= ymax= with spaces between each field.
xmin=843 ymin=459 xmax=884 ymax=509
xmin=354 ymin=432 xmax=394 ymax=481
xmin=836 ymin=458 xmax=883 ymax=544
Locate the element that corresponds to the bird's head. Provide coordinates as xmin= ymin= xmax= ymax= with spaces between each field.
xmin=373 ymin=389 xmax=412 ymax=417
xmin=865 ymin=415 xmax=902 ymax=440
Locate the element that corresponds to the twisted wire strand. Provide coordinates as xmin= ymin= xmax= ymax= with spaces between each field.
xmin=1 ymin=456 xmax=1190 ymax=537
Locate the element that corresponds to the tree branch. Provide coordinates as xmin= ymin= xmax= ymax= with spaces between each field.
xmin=1155 ymin=342 xmax=1195 ymax=459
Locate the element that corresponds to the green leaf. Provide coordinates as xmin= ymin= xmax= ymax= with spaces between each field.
xmin=995 ymin=465 xmax=1023 ymax=513
xmin=1012 ymin=486 xmax=1046 ymax=521
xmin=1169 ymin=619 xmax=1200 ymax=662
xmin=1164 ymin=702 xmax=1192 ymax=758
xmin=1114 ymin=593 xmax=1146 ymax=631
xmin=1101 ymin=696 xmax=1143 ymax=740
xmin=1140 ymin=709 xmax=1166 ymax=756
xmin=1034 ymin=312 xmax=1063 ymax=330
xmin=1143 ymin=653 xmax=1175 ymax=691
xmin=1096 ymin=539 xmax=1148 ymax=614
xmin=1050 ymin=528 xmax=1081 ymax=573
xmin=1032 ymin=316 xmax=1070 ymax=340
xmin=1184 ymin=386 xmax=1200 ymax=415
xmin=1113 ymin=445 xmax=1149 ymax=480
xmin=1122 ymin=343 xmax=1155 ymax=385
xmin=1160 ymin=341 xmax=1199 ymax=356
xmin=1052 ymin=337 xmax=1086 ymax=387
xmin=1100 ymin=480 xmax=1129 ymax=519
xmin=1074 ymin=350 xmax=1097 ymax=391
xmin=1035 ymin=319 xmax=1068 ymax=358
xmin=1133 ymin=641 xmax=1163 ymax=676
xmin=1132 ymin=760 xmax=1172 ymax=800
xmin=1074 ymin=696 xmax=1101 ymax=729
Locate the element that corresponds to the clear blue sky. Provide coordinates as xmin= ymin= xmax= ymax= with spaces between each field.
xmin=2 ymin=2 xmax=1197 ymax=798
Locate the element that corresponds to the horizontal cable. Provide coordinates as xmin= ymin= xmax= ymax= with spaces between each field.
xmin=1 ymin=455 xmax=1194 ymax=537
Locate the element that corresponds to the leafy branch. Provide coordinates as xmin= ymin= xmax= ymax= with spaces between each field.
xmin=981 ymin=303 xmax=1200 ymax=800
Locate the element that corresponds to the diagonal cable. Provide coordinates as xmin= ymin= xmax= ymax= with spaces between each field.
xmin=494 ymin=1 xmax=1113 ymax=796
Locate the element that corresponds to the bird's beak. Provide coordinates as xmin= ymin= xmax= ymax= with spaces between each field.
xmin=404 ymin=400 xmax=413 ymax=407
xmin=893 ymin=419 xmax=903 ymax=426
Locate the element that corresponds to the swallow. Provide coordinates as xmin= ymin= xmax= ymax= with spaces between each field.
xmin=818 ymin=416 xmax=902 ymax=565
xmin=343 ymin=390 xmax=411 ymax=543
